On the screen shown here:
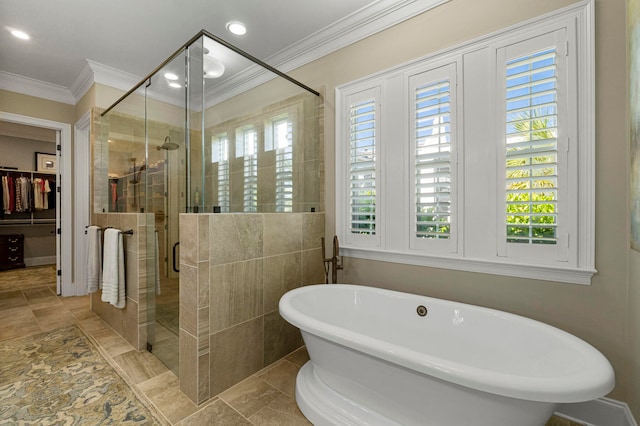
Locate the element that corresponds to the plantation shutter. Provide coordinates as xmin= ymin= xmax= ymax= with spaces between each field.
xmin=497 ymin=28 xmax=570 ymax=263
xmin=236 ymin=128 xmax=258 ymax=212
xmin=212 ymin=134 xmax=230 ymax=212
xmin=274 ymin=118 xmax=293 ymax=212
xmin=504 ymin=47 xmax=558 ymax=245
xmin=415 ymin=80 xmax=451 ymax=238
xmin=348 ymin=94 xmax=378 ymax=237
xmin=409 ymin=63 xmax=458 ymax=253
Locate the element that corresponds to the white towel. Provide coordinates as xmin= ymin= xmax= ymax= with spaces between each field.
xmin=101 ymin=228 xmax=126 ymax=308
xmin=86 ymin=226 xmax=102 ymax=293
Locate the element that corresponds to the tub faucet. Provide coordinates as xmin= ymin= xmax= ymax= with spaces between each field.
xmin=322 ymin=235 xmax=343 ymax=284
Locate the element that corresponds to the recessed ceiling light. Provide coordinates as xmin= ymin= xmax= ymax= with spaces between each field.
xmin=164 ymin=72 xmax=179 ymax=81
xmin=169 ymin=82 xmax=181 ymax=89
xmin=9 ymin=29 xmax=30 ymax=40
xmin=226 ymin=22 xmax=246 ymax=35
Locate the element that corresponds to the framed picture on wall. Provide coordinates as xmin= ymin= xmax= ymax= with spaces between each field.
xmin=35 ymin=152 xmax=57 ymax=172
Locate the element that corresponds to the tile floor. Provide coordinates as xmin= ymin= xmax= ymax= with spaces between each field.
xmin=0 ymin=266 xmax=582 ymax=426
xmin=0 ymin=267 xmax=311 ymax=425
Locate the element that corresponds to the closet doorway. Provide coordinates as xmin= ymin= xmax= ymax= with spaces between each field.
xmin=0 ymin=113 xmax=74 ymax=296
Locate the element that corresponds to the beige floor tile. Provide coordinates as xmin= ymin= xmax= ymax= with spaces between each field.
xmin=0 ymin=290 xmax=27 ymax=310
xmin=61 ymin=295 xmax=90 ymax=310
xmin=113 ymin=349 xmax=170 ymax=384
xmin=0 ymin=306 xmax=41 ymax=341
xmin=285 ymin=347 xmax=309 ymax=367
xmin=77 ymin=315 xmax=111 ymax=334
xmin=138 ymin=371 xmax=199 ymax=424
xmin=151 ymin=334 xmax=179 ymax=376
xmin=219 ymin=375 xmax=282 ymax=418
xmin=23 ymin=286 xmax=63 ymax=309
xmin=70 ymin=305 xmax=97 ymax=321
xmin=177 ymin=398 xmax=252 ymax=426
xmin=90 ymin=326 xmax=136 ymax=357
xmin=32 ymin=305 xmax=77 ymax=332
xmin=258 ymin=360 xmax=300 ymax=398
xmin=26 ymin=295 xmax=63 ymax=309
xmin=154 ymin=321 xmax=176 ymax=343
xmin=249 ymin=394 xmax=311 ymax=426
xmin=0 ymin=265 xmax=56 ymax=291
xmin=23 ymin=286 xmax=56 ymax=300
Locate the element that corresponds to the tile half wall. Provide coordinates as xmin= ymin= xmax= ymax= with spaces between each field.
xmin=179 ymin=212 xmax=325 ymax=404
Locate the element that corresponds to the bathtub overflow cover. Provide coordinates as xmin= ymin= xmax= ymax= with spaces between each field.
xmin=416 ymin=305 xmax=428 ymax=317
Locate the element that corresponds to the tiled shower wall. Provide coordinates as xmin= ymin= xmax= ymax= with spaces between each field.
xmin=179 ymin=212 xmax=325 ymax=404
xmin=90 ymin=212 xmax=155 ymax=351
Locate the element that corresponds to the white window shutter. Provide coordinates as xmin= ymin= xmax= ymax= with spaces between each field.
xmin=350 ymin=100 xmax=376 ymax=234
xmin=497 ymin=29 xmax=571 ymax=263
xmin=343 ymin=86 xmax=382 ymax=247
xmin=409 ymin=63 xmax=458 ymax=253
xmin=236 ymin=127 xmax=258 ymax=212
xmin=274 ymin=118 xmax=293 ymax=212
xmin=212 ymin=134 xmax=230 ymax=212
xmin=505 ymin=47 xmax=559 ymax=245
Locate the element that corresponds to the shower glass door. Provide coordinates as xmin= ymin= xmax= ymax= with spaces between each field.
xmin=145 ymin=49 xmax=187 ymax=376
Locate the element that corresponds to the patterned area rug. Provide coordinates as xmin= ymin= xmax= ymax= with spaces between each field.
xmin=0 ymin=264 xmax=56 ymax=292
xmin=0 ymin=325 xmax=165 ymax=424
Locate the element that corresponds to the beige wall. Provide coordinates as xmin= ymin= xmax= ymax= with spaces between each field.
xmin=95 ymin=83 xmax=128 ymax=111
xmin=287 ymin=0 xmax=632 ymax=406
xmin=629 ymin=0 xmax=640 ymax=419
xmin=0 ymin=89 xmax=75 ymax=124
xmin=76 ymin=85 xmax=96 ymax=121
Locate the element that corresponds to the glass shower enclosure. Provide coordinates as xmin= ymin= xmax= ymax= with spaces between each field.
xmin=95 ymin=31 xmax=321 ymax=375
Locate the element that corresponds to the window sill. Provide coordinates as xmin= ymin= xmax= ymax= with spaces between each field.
xmin=341 ymin=247 xmax=596 ymax=285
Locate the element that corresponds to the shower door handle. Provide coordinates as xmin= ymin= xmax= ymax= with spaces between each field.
xmin=172 ymin=242 xmax=180 ymax=273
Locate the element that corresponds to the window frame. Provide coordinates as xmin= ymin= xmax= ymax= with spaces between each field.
xmin=335 ymin=0 xmax=594 ymax=285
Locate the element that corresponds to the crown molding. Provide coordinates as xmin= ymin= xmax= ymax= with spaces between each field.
xmin=0 ymin=70 xmax=75 ymax=105
xmin=70 ymin=59 xmax=142 ymax=103
xmin=268 ymin=0 xmax=450 ymax=73
xmin=204 ymin=0 xmax=450 ymax=107
xmin=68 ymin=61 xmax=95 ymax=103
xmin=3 ymin=0 xmax=449 ymax=107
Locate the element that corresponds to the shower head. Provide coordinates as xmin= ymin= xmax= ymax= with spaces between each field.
xmin=157 ymin=136 xmax=179 ymax=151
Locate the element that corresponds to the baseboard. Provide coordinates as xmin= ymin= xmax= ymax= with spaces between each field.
xmin=24 ymin=256 xmax=56 ymax=267
xmin=555 ymin=398 xmax=637 ymax=426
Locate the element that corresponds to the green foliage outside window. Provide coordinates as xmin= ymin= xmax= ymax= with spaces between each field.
xmin=506 ymin=113 xmax=557 ymax=244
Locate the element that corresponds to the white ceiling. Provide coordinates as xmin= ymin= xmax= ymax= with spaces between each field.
xmin=0 ymin=0 xmax=390 ymax=91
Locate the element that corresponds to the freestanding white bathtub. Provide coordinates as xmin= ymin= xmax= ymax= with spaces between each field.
xmin=279 ymin=284 xmax=615 ymax=426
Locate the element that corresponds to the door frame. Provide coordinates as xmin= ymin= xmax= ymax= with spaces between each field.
xmin=73 ymin=112 xmax=91 ymax=296
xmin=0 ymin=111 xmax=73 ymax=295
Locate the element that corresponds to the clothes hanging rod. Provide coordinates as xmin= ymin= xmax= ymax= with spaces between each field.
xmin=101 ymin=29 xmax=319 ymax=116
xmin=85 ymin=226 xmax=134 ymax=235
xmin=0 ymin=167 xmax=56 ymax=175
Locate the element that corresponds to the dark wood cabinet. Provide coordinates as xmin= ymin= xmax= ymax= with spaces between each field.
xmin=0 ymin=234 xmax=25 ymax=270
